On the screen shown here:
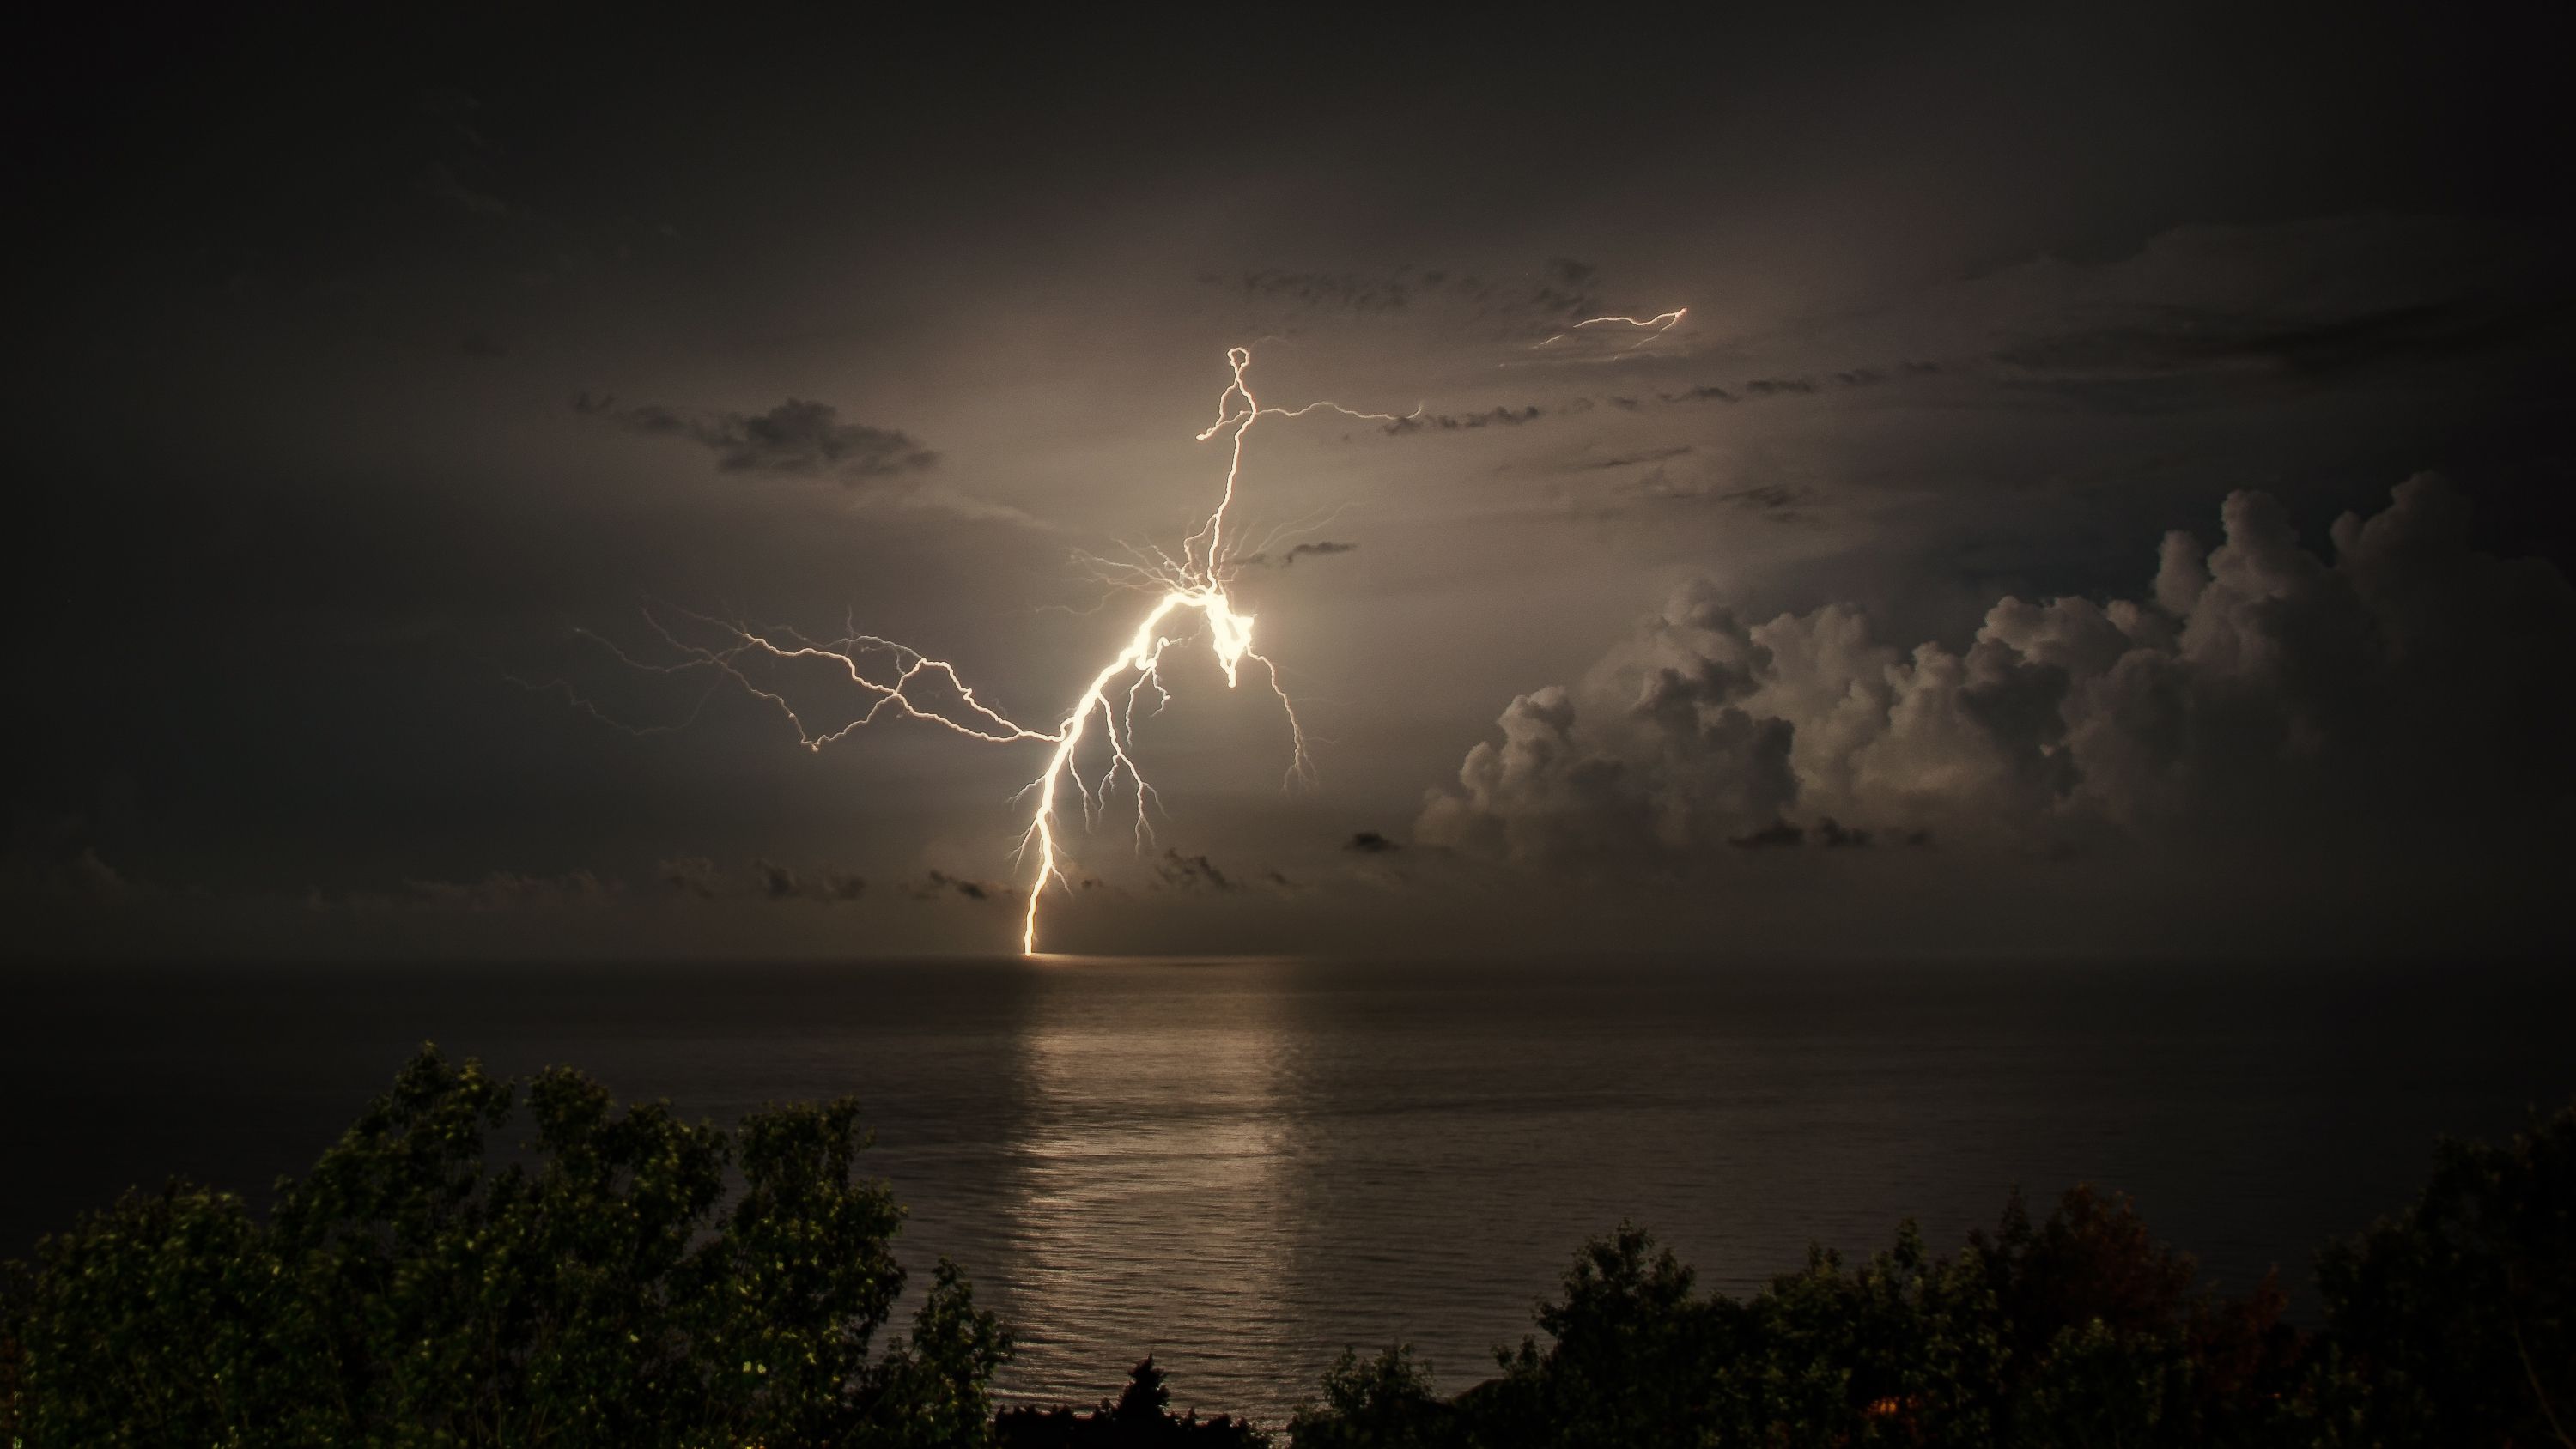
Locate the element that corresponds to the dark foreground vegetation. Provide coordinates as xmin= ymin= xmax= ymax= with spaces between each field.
xmin=2 ymin=1050 xmax=2568 ymax=1447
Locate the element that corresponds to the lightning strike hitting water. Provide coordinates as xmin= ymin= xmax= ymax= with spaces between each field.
xmin=544 ymin=347 xmax=1408 ymax=955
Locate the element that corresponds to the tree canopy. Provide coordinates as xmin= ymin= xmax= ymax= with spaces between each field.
xmin=1286 ymin=1103 xmax=2576 ymax=1449
xmin=5 ymin=1053 xmax=2569 ymax=1447
xmin=0 ymin=1046 xmax=1005 ymax=1448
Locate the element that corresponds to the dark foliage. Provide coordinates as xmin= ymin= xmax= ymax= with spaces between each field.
xmin=1287 ymin=1347 xmax=1452 ymax=1449
xmin=0 ymin=1046 xmax=1007 ymax=1448
xmin=2315 ymin=1100 xmax=2576 ymax=1446
xmin=6 ymin=1055 xmax=2569 ymax=1448
xmin=1289 ymin=1103 xmax=2576 ymax=1446
xmin=996 ymin=1357 xmax=1268 ymax=1446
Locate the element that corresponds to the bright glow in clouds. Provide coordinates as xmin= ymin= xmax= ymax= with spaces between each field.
xmin=550 ymin=347 xmax=1409 ymax=954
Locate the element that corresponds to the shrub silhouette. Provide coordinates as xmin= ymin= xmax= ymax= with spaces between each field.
xmin=995 ymin=1356 xmax=1267 ymax=1446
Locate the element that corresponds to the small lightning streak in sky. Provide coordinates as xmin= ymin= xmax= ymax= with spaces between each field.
xmin=540 ymin=346 xmax=1409 ymax=955
xmin=1534 ymin=308 xmax=1690 ymax=351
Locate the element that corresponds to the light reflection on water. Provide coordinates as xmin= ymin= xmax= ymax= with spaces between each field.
xmin=5 ymin=955 xmax=2573 ymax=1427
xmin=999 ymin=959 xmax=1301 ymax=1410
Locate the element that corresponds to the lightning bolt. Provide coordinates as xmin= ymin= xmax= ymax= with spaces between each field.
xmin=540 ymin=346 xmax=1408 ymax=955
xmin=1534 ymin=308 xmax=1688 ymax=351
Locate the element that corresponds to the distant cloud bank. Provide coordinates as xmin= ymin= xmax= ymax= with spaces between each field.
xmin=575 ymin=394 xmax=937 ymax=481
xmin=1418 ymin=475 xmax=2576 ymax=868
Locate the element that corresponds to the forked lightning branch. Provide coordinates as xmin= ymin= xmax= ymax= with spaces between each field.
xmin=550 ymin=347 xmax=1405 ymax=953
xmin=549 ymin=318 xmax=1678 ymax=954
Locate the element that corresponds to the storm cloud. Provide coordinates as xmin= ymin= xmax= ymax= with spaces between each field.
xmin=1418 ymin=475 xmax=2576 ymax=866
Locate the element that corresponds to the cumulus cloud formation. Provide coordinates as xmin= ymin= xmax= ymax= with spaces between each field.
xmin=576 ymin=394 xmax=937 ymax=480
xmin=1418 ymin=476 xmax=2576 ymax=866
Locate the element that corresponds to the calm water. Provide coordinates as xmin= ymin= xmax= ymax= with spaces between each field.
xmin=4 ymin=956 xmax=2571 ymax=1424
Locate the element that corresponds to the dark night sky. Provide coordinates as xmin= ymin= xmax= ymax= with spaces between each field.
xmin=9 ymin=4 xmax=2573 ymax=960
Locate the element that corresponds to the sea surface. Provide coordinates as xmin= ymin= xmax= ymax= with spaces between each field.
xmin=4 ymin=955 xmax=2571 ymax=1425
